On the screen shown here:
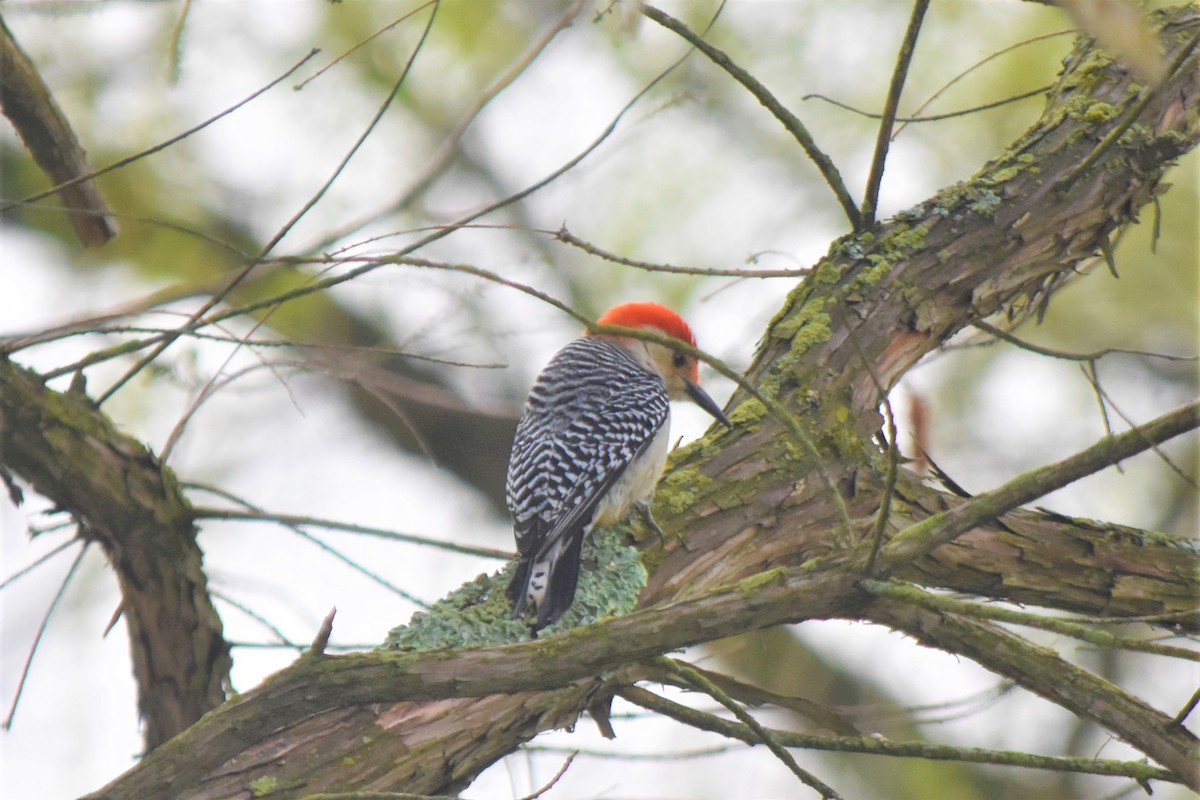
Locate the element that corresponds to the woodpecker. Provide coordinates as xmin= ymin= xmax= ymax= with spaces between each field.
xmin=505 ymin=302 xmax=732 ymax=631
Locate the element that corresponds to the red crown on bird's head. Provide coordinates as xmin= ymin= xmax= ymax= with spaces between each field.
xmin=595 ymin=302 xmax=697 ymax=347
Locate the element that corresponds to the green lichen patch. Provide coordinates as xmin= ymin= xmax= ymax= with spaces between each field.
xmin=877 ymin=222 xmax=930 ymax=260
xmin=249 ymin=776 xmax=279 ymax=797
xmin=966 ymin=186 xmax=1003 ymax=213
xmin=736 ymin=567 xmax=788 ymax=597
xmin=727 ymin=397 xmax=767 ymax=425
xmin=382 ymin=529 xmax=646 ymax=649
xmin=383 ymin=569 xmax=528 ymax=650
xmin=659 ymin=466 xmax=712 ymax=516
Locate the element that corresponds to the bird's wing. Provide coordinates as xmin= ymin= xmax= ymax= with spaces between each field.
xmin=506 ymin=339 xmax=669 ymax=561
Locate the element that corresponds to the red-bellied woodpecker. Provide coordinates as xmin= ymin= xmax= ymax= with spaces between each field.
xmin=506 ymin=302 xmax=732 ymax=631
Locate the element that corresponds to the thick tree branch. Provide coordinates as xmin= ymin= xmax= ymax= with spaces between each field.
xmin=867 ymin=595 xmax=1200 ymax=790
xmin=82 ymin=568 xmax=865 ymax=800
xmin=879 ymin=401 xmax=1199 ymax=567
xmin=901 ymin=495 xmax=1200 ymax=628
xmin=648 ymin=4 xmax=1200 ymax=604
xmin=0 ymin=356 xmax=229 ymax=748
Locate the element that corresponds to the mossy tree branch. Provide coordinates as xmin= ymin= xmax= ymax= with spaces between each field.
xmin=0 ymin=356 xmax=230 ymax=749
xmin=80 ymin=398 xmax=1196 ymax=799
xmin=866 ymin=593 xmax=1199 ymax=788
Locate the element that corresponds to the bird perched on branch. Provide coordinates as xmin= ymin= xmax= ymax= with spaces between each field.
xmin=505 ymin=302 xmax=732 ymax=631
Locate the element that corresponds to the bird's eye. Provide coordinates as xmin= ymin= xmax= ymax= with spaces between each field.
xmin=672 ymin=352 xmax=688 ymax=369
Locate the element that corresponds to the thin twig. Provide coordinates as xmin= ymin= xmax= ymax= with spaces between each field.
xmin=879 ymin=400 xmax=1199 ymax=568
xmin=831 ymin=304 xmax=899 ymax=572
xmin=3 ymin=541 xmax=89 ymax=731
xmin=94 ymin=3 xmax=439 ymax=406
xmin=554 ymin=225 xmax=809 ymax=277
xmin=526 ymin=743 xmax=740 ymax=761
xmin=189 ymin=485 xmax=433 ymax=607
xmin=973 ymin=320 xmax=1195 ymax=365
xmin=209 ymin=588 xmax=299 ymax=648
xmin=618 ymin=685 xmax=1180 ymax=784
xmin=0 ymin=537 xmax=77 ymax=591
xmin=1172 ymin=686 xmax=1200 ymax=726
xmin=519 ymin=751 xmax=577 ymax=800
xmin=654 ymin=657 xmax=843 ymax=799
xmin=160 ymin=348 xmax=295 ymax=463
xmin=309 ymin=608 xmax=336 ymax=657
xmin=890 ymin=27 xmax=1074 ymax=137
xmin=805 ymin=85 xmax=1050 ymax=125
xmin=0 ymin=49 xmax=320 ymax=214
xmin=641 ymin=4 xmax=860 ymax=229
xmin=860 ymin=0 xmax=931 ymax=230
xmin=308 ymin=0 xmax=587 ymax=252
xmin=866 ymin=396 xmax=899 ymax=575
xmin=295 ymin=10 xmax=419 ymax=90
xmin=1078 ymin=365 xmax=1197 ymax=489
xmin=191 ymin=503 xmax=512 ymax=560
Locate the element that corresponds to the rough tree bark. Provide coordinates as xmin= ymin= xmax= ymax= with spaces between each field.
xmin=0 ymin=6 xmax=1196 ymax=800
xmin=0 ymin=359 xmax=230 ymax=750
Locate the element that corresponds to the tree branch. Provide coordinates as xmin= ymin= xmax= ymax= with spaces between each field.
xmin=866 ymin=594 xmax=1200 ymax=790
xmin=619 ymin=685 xmax=1182 ymax=786
xmin=879 ymin=401 xmax=1199 ymax=568
xmin=641 ymin=4 xmax=861 ymax=228
xmin=0 ymin=356 xmax=230 ymax=749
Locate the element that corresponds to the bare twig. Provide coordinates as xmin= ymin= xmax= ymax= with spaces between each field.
xmin=296 ymin=9 xmax=423 ymax=90
xmin=866 ymin=396 xmax=899 ymax=575
xmin=891 ymin=28 xmax=1073 ymax=137
xmin=553 ymin=225 xmax=810 ymax=278
xmin=1 ymin=46 xmax=318 ymax=214
xmin=309 ymin=0 xmax=587 ymax=251
xmin=805 ymin=85 xmax=1050 ymax=125
xmin=655 ymin=656 xmax=843 ymax=799
xmin=1172 ymin=687 xmax=1200 ymax=726
xmin=209 ymin=589 xmax=299 ymax=649
xmin=973 ymin=320 xmax=1195 ymax=364
xmin=641 ymin=4 xmax=860 ymax=229
xmin=0 ymin=537 xmax=77 ymax=591
xmin=2 ymin=541 xmax=88 ymax=731
xmin=191 ymin=503 xmax=511 ymax=560
xmin=860 ymin=0 xmax=931 ymax=229
xmin=94 ymin=3 xmax=439 ymax=405
xmin=309 ymin=608 xmax=337 ymax=657
xmin=188 ymin=485 xmax=433 ymax=608
xmin=619 ymin=685 xmax=1180 ymax=784
xmin=519 ymin=751 xmax=577 ymax=800
xmin=868 ymin=594 xmax=1200 ymax=788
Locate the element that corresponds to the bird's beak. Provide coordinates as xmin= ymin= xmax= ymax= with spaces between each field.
xmin=684 ymin=379 xmax=733 ymax=429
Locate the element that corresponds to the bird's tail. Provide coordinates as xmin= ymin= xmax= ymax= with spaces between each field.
xmin=508 ymin=532 xmax=585 ymax=631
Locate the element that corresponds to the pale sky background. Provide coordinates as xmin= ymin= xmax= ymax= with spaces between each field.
xmin=1 ymin=2 xmax=1196 ymax=799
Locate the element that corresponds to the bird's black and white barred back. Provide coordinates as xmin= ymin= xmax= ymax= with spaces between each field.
xmin=505 ymin=336 xmax=670 ymax=630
